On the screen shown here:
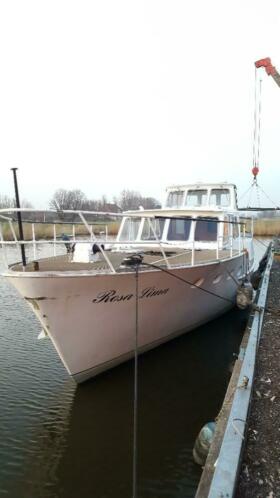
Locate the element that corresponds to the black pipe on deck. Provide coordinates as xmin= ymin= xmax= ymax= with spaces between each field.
xmin=11 ymin=168 xmax=26 ymax=268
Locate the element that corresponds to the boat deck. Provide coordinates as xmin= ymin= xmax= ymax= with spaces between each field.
xmin=10 ymin=249 xmax=241 ymax=273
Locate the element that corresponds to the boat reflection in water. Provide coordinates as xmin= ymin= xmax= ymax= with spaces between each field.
xmin=54 ymin=307 xmax=247 ymax=498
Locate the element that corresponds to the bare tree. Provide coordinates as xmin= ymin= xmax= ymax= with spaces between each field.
xmin=0 ymin=195 xmax=15 ymax=209
xmin=117 ymin=190 xmax=161 ymax=211
xmin=48 ymin=188 xmax=160 ymax=221
xmin=118 ymin=190 xmax=143 ymax=211
xmin=140 ymin=197 xmax=161 ymax=209
xmin=0 ymin=195 xmax=33 ymax=209
xmin=49 ymin=189 xmax=87 ymax=211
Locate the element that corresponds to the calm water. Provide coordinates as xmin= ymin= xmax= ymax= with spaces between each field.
xmin=0 ymin=241 xmax=269 ymax=498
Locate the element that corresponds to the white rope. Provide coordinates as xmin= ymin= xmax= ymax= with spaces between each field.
xmin=231 ymin=418 xmax=246 ymax=440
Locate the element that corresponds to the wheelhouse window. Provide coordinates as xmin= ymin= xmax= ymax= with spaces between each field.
xmin=185 ymin=189 xmax=208 ymax=207
xmin=166 ymin=191 xmax=184 ymax=208
xmin=223 ymin=216 xmax=229 ymax=237
xmin=223 ymin=216 xmax=239 ymax=239
xmin=210 ymin=189 xmax=230 ymax=207
xmin=141 ymin=218 xmax=165 ymax=240
xmin=119 ymin=217 xmax=141 ymax=241
xmin=195 ymin=217 xmax=218 ymax=242
xmin=232 ymin=216 xmax=239 ymax=238
xmin=167 ymin=218 xmax=192 ymax=241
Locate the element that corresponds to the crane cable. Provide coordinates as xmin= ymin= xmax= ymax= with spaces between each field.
xmin=252 ymin=67 xmax=258 ymax=174
xmin=242 ymin=69 xmax=279 ymax=209
xmin=256 ymin=78 xmax=262 ymax=175
xmin=256 ymin=76 xmax=262 ymax=207
xmin=251 ymin=69 xmax=262 ymax=207
xmin=239 ymin=70 xmax=263 ymax=207
xmin=252 ymin=69 xmax=262 ymax=179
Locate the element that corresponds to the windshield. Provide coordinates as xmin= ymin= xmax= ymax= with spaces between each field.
xmin=210 ymin=189 xmax=230 ymax=207
xmin=167 ymin=218 xmax=192 ymax=241
xmin=118 ymin=218 xmax=141 ymax=241
xmin=195 ymin=217 xmax=218 ymax=242
xmin=141 ymin=218 xmax=165 ymax=240
xmin=166 ymin=191 xmax=184 ymax=208
xmin=185 ymin=189 xmax=208 ymax=207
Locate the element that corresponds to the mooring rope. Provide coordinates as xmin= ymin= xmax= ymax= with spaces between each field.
xmin=231 ymin=417 xmax=246 ymax=440
xmin=132 ymin=263 xmax=139 ymax=498
xmin=142 ymin=261 xmax=236 ymax=305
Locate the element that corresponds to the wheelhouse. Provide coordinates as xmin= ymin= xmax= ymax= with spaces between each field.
xmin=116 ymin=213 xmax=241 ymax=251
xmin=165 ymin=183 xmax=238 ymax=210
xmin=115 ymin=183 xmax=243 ymax=252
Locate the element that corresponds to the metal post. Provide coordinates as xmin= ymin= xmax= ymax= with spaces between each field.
xmin=11 ymin=168 xmax=26 ymax=267
xmin=32 ymin=223 xmax=37 ymax=260
xmin=191 ymin=220 xmax=196 ymax=266
xmin=0 ymin=223 xmax=8 ymax=267
xmin=78 ymin=212 xmax=116 ymax=273
xmin=53 ymin=224 xmax=56 ymax=256
xmin=192 ymin=238 xmax=195 ymax=266
xmin=238 ymin=222 xmax=241 ymax=255
xmin=8 ymin=219 xmax=18 ymax=245
xmin=147 ymin=218 xmax=171 ymax=269
xmin=216 ymin=235 xmax=219 ymax=260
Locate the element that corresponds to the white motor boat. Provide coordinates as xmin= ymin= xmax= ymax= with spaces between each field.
xmin=0 ymin=182 xmax=254 ymax=382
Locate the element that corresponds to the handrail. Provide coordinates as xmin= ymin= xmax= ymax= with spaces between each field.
xmin=0 ymin=210 xmax=253 ymax=274
xmin=0 ymin=208 xmax=125 ymax=217
xmin=147 ymin=218 xmax=171 ymax=269
xmin=0 ymin=207 xmax=252 ymax=223
xmin=0 ymin=213 xmax=14 ymax=221
xmin=78 ymin=212 xmax=116 ymax=273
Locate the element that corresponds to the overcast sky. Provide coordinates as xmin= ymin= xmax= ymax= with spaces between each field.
xmin=1 ymin=0 xmax=280 ymax=208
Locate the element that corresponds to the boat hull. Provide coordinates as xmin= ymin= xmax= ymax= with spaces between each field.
xmin=5 ymin=255 xmax=244 ymax=382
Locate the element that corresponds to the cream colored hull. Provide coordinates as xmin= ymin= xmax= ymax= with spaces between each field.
xmin=5 ymin=255 xmax=244 ymax=382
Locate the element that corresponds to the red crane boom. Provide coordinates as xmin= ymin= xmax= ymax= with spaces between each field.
xmin=255 ymin=57 xmax=280 ymax=87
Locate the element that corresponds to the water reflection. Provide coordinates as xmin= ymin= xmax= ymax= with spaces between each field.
xmin=55 ymin=308 xmax=248 ymax=498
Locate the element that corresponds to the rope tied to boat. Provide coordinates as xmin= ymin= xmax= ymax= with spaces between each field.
xmin=133 ymin=259 xmax=139 ymax=498
xmin=141 ymin=261 xmax=236 ymax=305
xmin=124 ymin=255 xmax=142 ymax=498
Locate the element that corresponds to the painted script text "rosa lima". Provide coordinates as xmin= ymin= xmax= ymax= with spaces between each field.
xmin=92 ymin=287 xmax=169 ymax=303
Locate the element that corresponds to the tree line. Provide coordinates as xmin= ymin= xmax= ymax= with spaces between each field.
xmin=0 ymin=189 xmax=161 ymax=221
xmin=49 ymin=188 xmax=161 ymax=212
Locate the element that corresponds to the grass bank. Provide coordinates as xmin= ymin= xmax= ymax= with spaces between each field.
xmin=2 ymin=218 xmax=278 ymax=241
xmin=253 ymin=218 xmax=280 ymax=236
xmin=1 ymin=221 xmax=120 ymax=241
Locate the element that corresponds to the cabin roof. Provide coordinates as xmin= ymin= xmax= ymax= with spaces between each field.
xmin=123 ymin=208 xmax=235 ymax=217
xmin=165 ymin=182 xmax=237 ymax=191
